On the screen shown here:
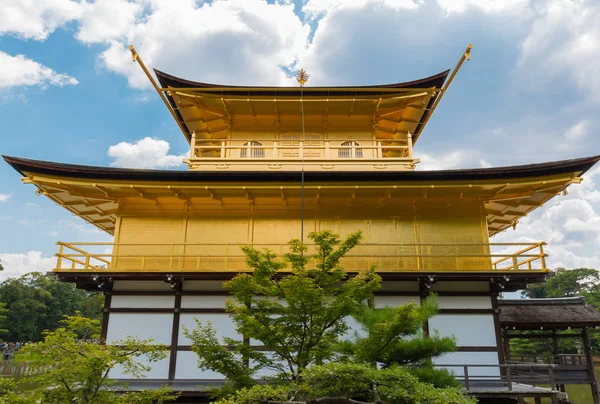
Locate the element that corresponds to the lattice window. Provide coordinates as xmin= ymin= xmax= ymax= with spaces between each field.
xmin=280 ymin=134 xmax=322 ymax=157
xmin=338 ymin=141 xmax=363 ymax=158
xmin=240 ymin=141 xmax=265 ymax=158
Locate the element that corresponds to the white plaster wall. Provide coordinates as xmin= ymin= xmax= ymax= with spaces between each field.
xmin=181 ymin=295 xmax=229 ymax=308
xmin=111 ymin=295 xmax=175 ymax=308
xmin=374 ymin=295 xmax=420 ymax=308
xmin=340 ymin=315 xmax=367 ymax=341
xmin=428 ymin=314 xmax=496 ymax=346
xmin=437 ymin=296 xmax=492 ymax=309
xmin=175 ymin=351 xmax=226 ymax=379
xmin=106 ymin=313 xmax=173 ymax=344
xmin=110 ymin=355 xmax=170 ymax=379
xmin=432 ymin=352 xmax=500 ymax=377
xmin=112 ymin=280 xmax=172 ymax=291
xmin=179 ymin=313 xmax=240 ymax=345
xmin=251 ymin=354 xmax=286 ymax=378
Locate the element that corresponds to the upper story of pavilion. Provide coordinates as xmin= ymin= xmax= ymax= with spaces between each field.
xmin=149 ymin=53 xmax=460 ymax=172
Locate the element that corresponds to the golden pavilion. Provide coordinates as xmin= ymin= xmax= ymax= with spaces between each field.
xmin=4 ymin=45 xmax=600 ymax=401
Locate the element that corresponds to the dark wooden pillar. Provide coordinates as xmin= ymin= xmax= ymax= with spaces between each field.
xmin=583 ymin=327 xmax=600 ymax=404
xmin=419 ymin=279 xmax=432 ymax=338
xmin=491 ymin=292 xmax=505 ymax=365
xmin=100 ymin=292 xmax=112 ymax=341
xmin=503 ymin=327 xmax=512 ymax=362
xmin=168 ymin=282 xmax=183 ymax=383
xmin=551 ymin=330 xmax=564 ymax=392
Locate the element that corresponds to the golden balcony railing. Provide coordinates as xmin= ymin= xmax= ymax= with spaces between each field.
xmin=190 ymin=142 xmax=413 ymax=160
xmin=54 ymin=242 xmax=548 ymax=273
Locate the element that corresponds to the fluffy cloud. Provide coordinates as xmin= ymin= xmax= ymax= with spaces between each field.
xmin=518 ymin=0 xmax=600 ymax=101
xmin=0 ymin=0 xmax=83 ymax=40
xmin=76 ymin=0 xmax=309 ymax=88
xmin=418 ymin=150 xmax=466 ymax=171
xmin=76 ymin=0 xmax=143 ymax=43
xmin=303 ymin=0 xmax=419 ymax=19
xmin=0 ymin=251 xmax=55 ymax=281
xmin=107 ymin=137 xmax=185 ymax=169
xmin=436 ymin=0 xmax=528 ymax=14
xmin=0 ymin=193 xmax=11 ymax=202
xmin=0 ymin=51 xmax=79 ymax=89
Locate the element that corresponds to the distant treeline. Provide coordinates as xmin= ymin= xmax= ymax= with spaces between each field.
xmin=0 ymin=272 xmax=103 ymax=342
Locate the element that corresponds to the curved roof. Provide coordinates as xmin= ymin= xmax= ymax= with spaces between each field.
xmin=4 ymin=155 xmax=599 ymax=236
xmin=500 ymin=297 xmax=600 ymax=329
xmin=4 ymin=154 xmax=599 ymax=182
xmin=153 ymin=69 xmax=451 ymax=147
xmin=154 ymin=69 xmax=450 ymax=94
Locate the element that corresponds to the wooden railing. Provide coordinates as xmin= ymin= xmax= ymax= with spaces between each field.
xmin=189 ymin=141 xmax=413 ymax=160
xmin=54 ymin=242 xmax=549 ymax=273
xmin=435 ymin=363 xmax=560 ymax=394
xmin=509 ymin=354 xmax=588 ymax=366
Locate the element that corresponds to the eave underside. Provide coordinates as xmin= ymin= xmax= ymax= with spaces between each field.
xmin=55 ymin=271 xmax=548 ymax=292
xmin=154 ymin=69 xmax=450 ymax=146
xmin=5 ymin=155 xmax=599 ymax=237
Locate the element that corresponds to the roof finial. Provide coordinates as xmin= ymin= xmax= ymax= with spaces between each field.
xmin=296 ymin=69 xmax=309 ymax=87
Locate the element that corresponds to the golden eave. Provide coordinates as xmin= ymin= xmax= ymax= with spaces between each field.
xmin=165 ymin=86 xmax=438 ymax=143
xmin=19 ymin=171 xmax=583 ymax=237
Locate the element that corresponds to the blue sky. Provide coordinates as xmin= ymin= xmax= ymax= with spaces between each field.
xmin=1 ymin=0 xmax=600 ymax=280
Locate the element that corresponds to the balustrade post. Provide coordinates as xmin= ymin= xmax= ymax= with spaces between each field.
xmin=221 ymin=141 xmax=226 ymax=158
xmin=190 ymin=131 xmax=197 ymax=158
xmin=540 ymin=243 xmax=547 ymax=270
xmin=463 ymin=366 xmax=470 ymax=391
xmin=549 ymin=366 xmax=556 ymax=391
xmin=512 ymin=255 xmax=518 ymax=270
xmin=84 ymin=255 xmax=90 ymax=270
xmin=325 ymin=141 xmax=330 ymax=158
xmin=247 ymin=143 xmax=252 ymax=158
xmin=56 ymin=243 xmax=64 ymax=270
xmin=407 ymin=132 xmax=413 ymax=158
xmin=273 ymin=141 xmax=278 ymax=158
xmin=377 ymin=141 xmax=382 ymax=158
xmin=351 ymin=142 xmax=356 ymax=158
xmin=169 ymin=244 xmax=174 ymax=269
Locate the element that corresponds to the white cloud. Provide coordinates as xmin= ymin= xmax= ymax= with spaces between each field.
xmin=0 ymin=193 xmax=11 ymax=202
xmin=0 ymin=251 xmax=55 ymax=281
xmin=564 ymin=120 xmax=590 ymax=141
xmin=76 ymin=0 xmax=143 ymax=44
xmin=0 ymin=51 xmax=79 ymax=89
xmin=479 ymin=158 xmax=493 ymax=168
xmin=76 ymin=0 xmax=310 ymax=88
xmin=303 ymin=0 xmax=419 ymax=19
xmin=418 ymin=150 xmax=466 ymax=171
xmin=107 ymin=137 xmax=185 ymax=169
xmin=518 ymin=0 xmax=600 ymax=101
xmin=436 ymin=0 xmax=528 ymax=15
xmin=0 ymin=0 xmax=83 ymax=40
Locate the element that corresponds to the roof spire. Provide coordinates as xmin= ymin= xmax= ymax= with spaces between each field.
xmin=296 ymin=69 xmax=309 ymax=87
